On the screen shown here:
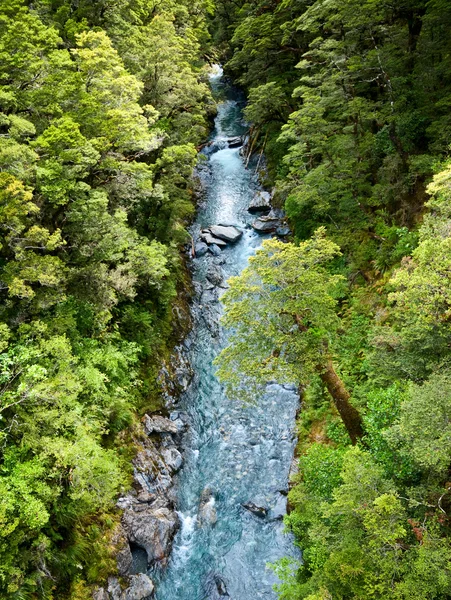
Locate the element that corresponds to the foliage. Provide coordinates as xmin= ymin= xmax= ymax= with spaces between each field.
xmin=0 ymin=0 xmax=214 ymax=596
xmin=216 ymin=0 xmax=451 ymax=597
xmin=215 ymin=230 xmax=343 ymax=399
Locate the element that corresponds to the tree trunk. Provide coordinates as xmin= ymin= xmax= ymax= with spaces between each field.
xmin=318 ymin=359 xmax=364 ymax=445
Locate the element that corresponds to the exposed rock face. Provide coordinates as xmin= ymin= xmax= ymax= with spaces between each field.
xmin=99 ymin=574 xmax=155 ymax=600
xmin=157 ymin=347 xmax=194 ymax=407
xmin=122 ymin=507 xmax=178 ymax=566
xmin=248 ymin=190 xmax=272 ymax=214
xmin=93 ymin=588 xmax=111 ymax=600
xmin=160 ymin=446 xmax=183 ymax=473
xmin=94 ymin=405 xmax=187 ymax=599
xmin=252 ymin=208 xmax=288 ymax=234
xmin=116 ymin=542 xmax=133 ymax=577
xmin=276 ymin=225 xmax=291 ymax=237
xmin=142 ymin=414 xmax=178 ymax=435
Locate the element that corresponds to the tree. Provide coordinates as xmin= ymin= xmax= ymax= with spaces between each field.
xmin=215 ymin=229 xmax=364 ymax=443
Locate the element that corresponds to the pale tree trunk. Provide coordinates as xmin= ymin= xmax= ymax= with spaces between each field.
xmin=318 ymin=359 xmax=364 ymax=445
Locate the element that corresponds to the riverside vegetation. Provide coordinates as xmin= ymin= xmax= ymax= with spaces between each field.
xmin=0 ymin=0 xmax=215 ymax=597
xmin=213 ymin=0 xmax=451 ymax=599
xmin=3 ymin=0 xmax=451 ymax=599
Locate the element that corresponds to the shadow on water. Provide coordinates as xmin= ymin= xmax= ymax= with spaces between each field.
xmin=154 ymin=67 xmax=300 ymax=600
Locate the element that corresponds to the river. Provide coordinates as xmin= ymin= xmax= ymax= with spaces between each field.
xmin=153 ymin=67 xmax=299 ymax=600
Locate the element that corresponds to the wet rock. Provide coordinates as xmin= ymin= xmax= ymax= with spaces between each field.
xmin=195 ymin=242 xmax=209 ymax=257
xmin=269 ymin=207 xmax=286 ymax=219
xmin=270 ymin=494 xmax=288 ymax=521
xmin=206 ymin=264 xmax=224 ymax=286
xmin=207 ymin=225 xmax=243 ymax=243
xmin=209 ymin=244 xmax=222 ymax=256
xmin=200 ymin=232 xmax=228 ymax=247
xmin=93 ymin=588 xmax=110 ymax=600
xmin=198 ymin=487 xmax=218 ymax=527
xmin=252 ymin=216 xmax=280 ymax=233
xmin=142 ymin=414 xmax=178 ymax=435
xmin=169 ymin=411 xmax=189 ymax=433
xmin=122 ymin=506 xmax=179 ymax=567
xmin=248 ymin=191 xmax=272 ymax=214
xmin=160 ymin=447 xmax=183 ymax=473
xmin=214 ymin=575 xmax=229 ymax=597
xmin=123 ymin=574 xmax=154 ymax=600
xmin=226 ymin=136 xmax=243 ymax=148
xmin=242 ymin=502 xmax=268 ymax=518
xmin=204 ymin=574 xmax=230 ymax=599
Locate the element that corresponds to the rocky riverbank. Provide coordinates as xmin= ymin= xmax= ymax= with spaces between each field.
xmin=93 ymin=353 xmax=193 ymax=600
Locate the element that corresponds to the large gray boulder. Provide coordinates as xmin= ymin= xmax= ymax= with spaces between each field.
xmin=122 ymin=506 xmax=179 ymax=567
xmin=207 ymin=225 xmax=242 ymax=243
xmin=226 ymin=136 xmax=242 ymax=148
xmin=194 ymin=242 xmax=209 ymax=257
xmin=200 ymin=232 xmax=227 ymax=247
xmin=160 ymin=446 xmax=183 ymax=473
xmin=142 ymin=414 xmax=178 ymax=435
xmin=248 ymin=191 xmax=272 ymax=214
xmin=123 ymin=574 xmax=154 ymax=600
xmin=252 ymin=216 xmax=280 ymax=233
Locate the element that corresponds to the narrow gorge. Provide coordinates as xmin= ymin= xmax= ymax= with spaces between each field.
xmin=151 ymin=68 xmax=300 ymax=600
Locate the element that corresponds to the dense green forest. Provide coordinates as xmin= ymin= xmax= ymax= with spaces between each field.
xmin=3 ymin=0 xmax=451 ymax=598
xmin=0 ymin=0 xmax=214 ymax=597
xmin=214 ymin=0 xmax=451 ymax=598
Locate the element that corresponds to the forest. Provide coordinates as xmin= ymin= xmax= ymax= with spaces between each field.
xmin=1 ymin=0 xmax=451 ymax=598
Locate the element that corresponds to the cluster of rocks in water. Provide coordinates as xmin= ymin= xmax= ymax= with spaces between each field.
xmin=194 ymin=190 xmax=290 ymax=260
xmin=94 ymin=412 xmax=189 ymax=600
xmin=94 ymin=165 xmax=293 ymax=599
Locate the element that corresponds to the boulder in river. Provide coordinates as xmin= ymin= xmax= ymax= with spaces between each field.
xmin=200 ymin=232 xmax=228 ymax=247
xmin=122 ymin=506 xmax=179 ymax=567
xmin=207 ymin=225 xmax=243 ymax=243
xmin=226 ymin=136 xmax=243 ymax=148
xmin=242 ymin=502 xmax=268 ymax=518
xmin=248 ymin=191 xmax=272 ymax=214
xmin=252 ymin=216 xmax=280 ymax=233
xmin=276 ymin=225 xmax=291 ymax=237
xmin=195 ymin=242 xmax=209 ymax=257
xmin=209 ymin=243 xmax=222 ymax=256
xmin=198 ymin=487 xmax=218 ymax=527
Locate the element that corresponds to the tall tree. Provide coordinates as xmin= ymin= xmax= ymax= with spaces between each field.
xmin=215 ymin=229 xmax=364 ymax=443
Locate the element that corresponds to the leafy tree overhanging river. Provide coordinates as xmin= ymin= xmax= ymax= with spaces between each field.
xmin=152 ymin=69 xmax=300 ymax=600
